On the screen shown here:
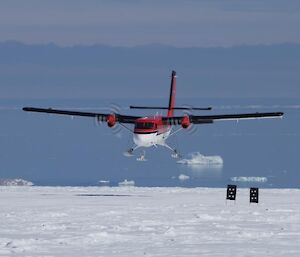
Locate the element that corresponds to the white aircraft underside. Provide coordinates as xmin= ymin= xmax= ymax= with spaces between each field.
xmin=133 ymin=130 xmax=171 ymax=148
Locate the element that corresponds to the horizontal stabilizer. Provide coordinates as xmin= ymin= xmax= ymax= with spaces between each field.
xmin=130 ymin=106 xmax=212 ymax=111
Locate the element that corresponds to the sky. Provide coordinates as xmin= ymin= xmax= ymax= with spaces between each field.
xmin=0 ymin=0 xmax=300 ymax=47
xmin=0 ymin=1 xmax=299 ymax=98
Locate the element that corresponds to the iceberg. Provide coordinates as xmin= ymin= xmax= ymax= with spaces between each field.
xmin=118 ymin=179 xmax=135 ymax=187
xmin=177 ymin=152 xmax=223 ymax=166
xmin=0 ymin=178 xmax=34 ymax=186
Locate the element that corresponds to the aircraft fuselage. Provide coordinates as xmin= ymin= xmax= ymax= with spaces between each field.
xmin=133 ymin=116 xmax=171 ymax=147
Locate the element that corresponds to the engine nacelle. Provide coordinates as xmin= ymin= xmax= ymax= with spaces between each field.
xmin=181 ymin=115 xmax=190 ymax=129
xmin=106 ymin=114 xmax=117 ymax=127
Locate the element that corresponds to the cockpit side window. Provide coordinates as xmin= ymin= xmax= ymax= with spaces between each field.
xmin=135 ymin=122 xmax=155 ymax=129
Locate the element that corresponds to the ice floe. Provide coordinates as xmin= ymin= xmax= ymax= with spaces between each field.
xmin=178 ymin=174 xmax=190 ymax=181
xmin=231 ymin=176 xmax=268 ymax=183
xmin=0 ymin=178 xmax=34 ymax=186
xmin=118 ymin=179 xmax=135 ymax=187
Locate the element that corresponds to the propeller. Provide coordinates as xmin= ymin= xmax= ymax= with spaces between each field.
xmin=94 ymin=103 xmax=124 ymax=137
xmin=182 ymin=104 xmax=198 ymax=135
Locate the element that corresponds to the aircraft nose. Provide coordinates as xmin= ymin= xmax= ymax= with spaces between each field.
xmin=133 ymin=134 xmax=142 ymax=145
xmin=133 ymin=133 xmax=154 ymax=147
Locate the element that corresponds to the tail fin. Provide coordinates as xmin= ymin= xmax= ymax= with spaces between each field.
xmin=167 ymin=70 xmax=176 ymax=117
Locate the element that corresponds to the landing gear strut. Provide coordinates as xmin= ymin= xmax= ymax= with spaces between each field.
xmin=124 ymin=144 xmax=181 ymax=160
xmin=123 ymin=145 xmax=140 ymax=157
xmin=163 ymin=143 xmax=181 ymax=159
xmin=171 ymin=149 xmax=180 ymax=159
xmin=123 ymin=148 xmax=134 ymax=157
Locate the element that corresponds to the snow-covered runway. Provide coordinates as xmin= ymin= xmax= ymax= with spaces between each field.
xmin=0 ymin=187 xmax=299 ymax=256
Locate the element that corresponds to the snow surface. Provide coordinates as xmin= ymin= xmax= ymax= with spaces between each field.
xmin=0 ymin=187 xmax=299 ymax=257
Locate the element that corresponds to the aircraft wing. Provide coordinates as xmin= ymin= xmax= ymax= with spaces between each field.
xmin=22 ymin=107 xmax=139 ymax=124
xmin=163 ymin=112 xmax=284 ymax=125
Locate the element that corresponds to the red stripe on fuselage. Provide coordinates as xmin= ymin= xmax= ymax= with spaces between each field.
xmin=134 ymin=116 xmax=170 ymax=134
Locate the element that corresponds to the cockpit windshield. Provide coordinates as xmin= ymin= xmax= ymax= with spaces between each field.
xmin=135 ymin=122 xmax=156 ymax=130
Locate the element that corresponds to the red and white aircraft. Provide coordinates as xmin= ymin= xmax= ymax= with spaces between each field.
xmin=23 ymin=70 xmax=283 ymax=160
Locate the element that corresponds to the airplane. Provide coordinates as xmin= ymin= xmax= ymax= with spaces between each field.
xmin=23 ymin=70 xmax=284 ymax=160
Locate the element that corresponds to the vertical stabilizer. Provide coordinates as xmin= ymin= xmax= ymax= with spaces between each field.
xmin=167 ymin=70 xmax=176 ymax=117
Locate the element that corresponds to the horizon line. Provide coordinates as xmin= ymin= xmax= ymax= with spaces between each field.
xmin=1 ymin=40 xmax=299 ymax=49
